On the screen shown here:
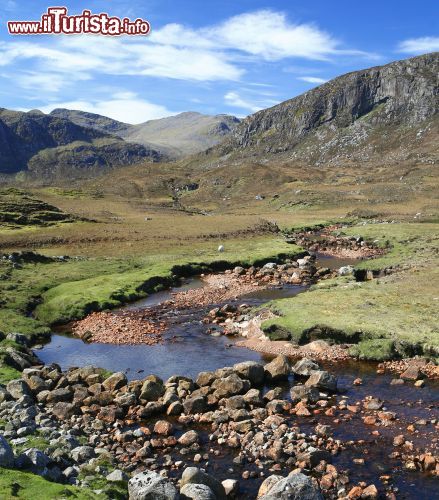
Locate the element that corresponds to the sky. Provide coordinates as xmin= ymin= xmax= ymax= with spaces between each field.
xmin=0 ymin=0 xmax=438 ymax=123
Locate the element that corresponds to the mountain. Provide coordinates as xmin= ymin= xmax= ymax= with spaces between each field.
xmin=50 ymin=110 xmax=241 ymax=159
xmin=0 ymin=109 xmax=162 ymax=178
xmin=120 ymin=112 xmax=240 ymax=158
xmin=214 ymin=53 xmax=438 ymax=167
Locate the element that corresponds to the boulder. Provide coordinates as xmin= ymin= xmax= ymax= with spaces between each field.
xmin=196 ymin=371 xmax=216 ymax=387
xmin=264 ymin=355 xmax=291 ymax=382
xmin=140 ymin=378 xmax=165 ymax=401
xmin=212 ymin=374 xmax=248 ymax=398
xmin=181 ymin=467 xmax=227 ymax=500
xmin=71 ymin=446 xmax=95 ymax=463
xmin=106 ymin=469 xmax=128 ymax=482
xmin=128 ymin=471 xmax=178 ymax=500
xmin=183 ymin=396 xmax=208 ymax=415
xmin=180 ymin=483 xmax=216 ymax=500
xmin=290 ymin=385 xmax=320 ymax=403
xmin=51 ymin=402 xmax=76 ymax=421
xmin=292 ymin=359 xmax=319 ymax=377
xmin=6 ymin=379 xmax=32 ymax=399
xmin=259 ymin=473 xmax=322 ymax=499
xmin=0 ymin=436 xmax=14 ymax=467
xmin=22 ymin=448 xmax=50 ymax=468
xmin=257 ymin=475 xmax=283 ymax=497
xmin=305 ymin=371 xmax=337 ymax=392
xmin=233 ymin=361 xmax=265 ymax=386
xmin=102 ymin=372 xmax=128 ymax=392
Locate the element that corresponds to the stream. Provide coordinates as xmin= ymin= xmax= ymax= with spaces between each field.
xmin=35 ymin=254 xmax=439 ymax=498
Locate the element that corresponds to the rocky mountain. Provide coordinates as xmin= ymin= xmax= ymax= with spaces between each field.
xmin=215 ymin=53 xmax=438 ymax=167
xmin=51 ymin=110 xmax=241 ymax=159
xmin=0 ymin=109 xmax=162 ymax=178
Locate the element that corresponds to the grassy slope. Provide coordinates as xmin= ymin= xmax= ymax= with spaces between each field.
xmin=262 ymin=222 xmax=439 ymax=356
xmin=0 ymin=469 xmax=101 ymax=500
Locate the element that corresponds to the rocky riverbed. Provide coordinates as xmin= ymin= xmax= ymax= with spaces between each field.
xmin=0 ymin=353 xmax=438 ymax=499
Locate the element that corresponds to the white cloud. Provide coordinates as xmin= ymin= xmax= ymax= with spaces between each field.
xmin=224 ymin=91 xmax=278 ymax=113
xmin=397 ymin=36 xmax=439 ymax=54
xmin=298 ymin=76 xmax=327 ymax=84
xmin=39 ymin=97 xmax=175 ymax=124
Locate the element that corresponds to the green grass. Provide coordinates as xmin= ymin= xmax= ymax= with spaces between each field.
xmin=0 ymin=469 xmax=103 ymax=500
xmin=262 ymin=222 xmax=439 ymax=357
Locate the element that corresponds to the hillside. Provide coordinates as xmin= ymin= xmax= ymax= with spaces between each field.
xmin=0 ymin=109 xmax=162 ymax=179
xmin=213 ymin=53 xmax=438 ymax=167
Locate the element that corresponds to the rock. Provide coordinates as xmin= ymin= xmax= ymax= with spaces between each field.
xmin=222 ymin=479 xmax=239 ymax=497
xmin=6 ymin=379 xmax=32 ymax=399
xmin=393 ymin=435 xmax=405 ymax=446
xmin=414 ymin=379 xmax=425 ymax=388
xmin=305 ymin=370 xmax=337 ymax=392
xmin=167 ymin=401 xmax=184 ymax=416
xmin=297 ymin=448 xmax=332 ymax=468
xmin=304 ymin=340 xmax=331 ymax=353
xmin=361 ymin=484 xmax=378 ymax=499
xmin=71 ymin=446 xmax=95 ymax=463
xmin=196 ymin=371 xmax=216 ymax=387
xmin=364 ymin=398 xmax=383 ymax=410
xmin=400 ymin=365 xmax=421 ymax=381
xmin=128 ymin=471 xmax=178 ymax=500
xmin=233 ymin=419 xmax=254 ymax=434
xmin=338 ymin=265 xmax=354 ymax=276
xmin=140 ymin=378 xmax=165 ymax=401
xmin=259 ymin=473 xmax=322 ymax=499
xmin=180 ymin=483 xmax=216 ymax=500
xmin=233 ymin=361 xmax=265 ymax=386
xmin=51 ymin=402 xmax=76 ymax=420
xmin=178 ymin=430 xmax=199 ymax=446
xmin=212 ymin=374 xmax=247 ymax=398
xmin=0 ymin=436 xmax=14 ymax=467
xmin=106 ymin=469 xmax=128 ymax=482
xmin=46 ymin=387 xmax=73 ymax=403
xmin=292 ymin=358 xmax=319 ymax=377
xmin=290 ymin=385 xmax=320 ymax=403
xmin=258 ymin=475 xmax=283 ymax=497
xmin=264 ymin=355 xmax=291 ymax=382
xmin=102 ymin=372 xmax=127 ymax=392
xmin=243 ymin=388 xmax=263 ymax=406
xmin=183 ymin=396 xmax=208 ymax=414
xmin=154 ymin=420 xmax=174 ymax=436
xmin=22 ymin=448 xmax=50 ymax=468
xmin=181 ymin=467 xmax=227 ymax=500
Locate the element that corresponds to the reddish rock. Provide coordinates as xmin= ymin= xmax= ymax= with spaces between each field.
xmin=153 ymin=420 xmax=174 ymax=436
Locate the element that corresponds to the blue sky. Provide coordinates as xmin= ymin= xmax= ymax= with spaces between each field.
xmin=0 ymin=0 xmax=438 ymax=123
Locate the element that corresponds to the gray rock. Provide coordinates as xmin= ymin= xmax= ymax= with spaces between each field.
xmin=22 ymin=448 xmax=50 ymax=468
xmin=222 ymin=479 xmax=239 ymax=497
xmin=106 ymin=469 xmax=128 ymax=482
xmin=71 ymin=446 xmax=95 ymax=463
xmin=233 ymin=361 xmax=265 ymax=386
xmin=290 ymin=385 xmax=320 ymax=403
xmin=128 ymin=471 xmax=178 ymax=499
xmin=181 ymin=468 xmax=226 ymax=500
xmin=180 ymin=483 xmax=216 ymax=500
xmin=264 ymin=355 xmax=291 ymax=382
xmin=0 ymin=435 xmax=14 ymax=467
xmin=6 ymin=379 xmax=32 ymax=399
xmin=140 ymin=378 xmax=165 ymax=402
xmin=259 ymin=473 xmax=322 ymax=499
xmin=292 ymin=359 xmax=319 ymax=377
xmin=305 ymin=371 xmax=337 ymax=392
xmin=212 ymin=374 xmax=248 ymax=398
xmin=102 ymin=372 xmax=128 ymax=392
xmin=338 ymin=265 xmax=354 ymax=276
xmin=183 ymin=396 xmax=208 ymax=415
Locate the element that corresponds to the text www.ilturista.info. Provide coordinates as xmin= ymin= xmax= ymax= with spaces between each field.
xmin=8 ymin=7 xmax=150 ymax=36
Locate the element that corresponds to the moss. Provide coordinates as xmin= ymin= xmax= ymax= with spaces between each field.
xmin=350 ymin=339 xmax=396 ymax=361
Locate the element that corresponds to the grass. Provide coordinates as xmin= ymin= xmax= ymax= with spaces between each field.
xmin=262 ymin=222 xmax=439 ymax=358
xmin=0 ymin=469 xmax=103 ymax=500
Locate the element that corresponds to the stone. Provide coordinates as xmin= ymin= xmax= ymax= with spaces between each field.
xmin=292 ymin=358 xmax=319 ymax=377
xmin=106 ymin=469 xmax=128 ymax=482
xmin=0 ymin=436 xmax=14 ymax=467
xmin=257 ymin=475 xmax=283 ymax=497
xmin=243 ymin=388 xmax=263 ymax=406
xmin=304 ymin=340 xmax=330 ymax=353
xmin=290 ymin=385 xmax=320 ymax=403
xmin=212 ymin=374 xmax=247 ymax=398
xmin=222 ymin=479 xmax=239 ymax=497
xmin=154 ymin=420 xmax=174 ymax=436
xmin=46 ymin=387 xmax=73 ymax=403
xmin=259 ymin=473 xmax=323 ymax=499
xmin=71 ymin=446 xmax=95 ymax=463
xmin=22 ymin=448 xmax=50 ymax=468
xmin=338 ymin=266 xmax=354 ymax=276
xmin=305 ymin=371 xmax=337 ymax=392
xmin=178 ymin=430 xmax=199 ymax=446
xmin=361 ymin=484 xmax=378 ymax=499
xmin=400 ymin=365 xmax=421 ymax=381
xmin=52 ymin=402 xmax=76 ymax=420
xmin=233 ymin=361 xmax=265 ymax=386
xmin=102 ymin=372 xmax=127 ymax=392
xmin=297 ymin=448 xmax=332 ymax=468
xmin=140 ymin=378 xmax=165 ymax=401
xmin=128 ymin=471 xmax=178 ymax=500
xmin=364 ymin=399 xmax=383 ymax=410
xmin=264 ymin=355 xmax=291 ymax=382
xmin=180 ymin=483 xmax=216 ymax=500
xmin=181 ymin=467 xmax=227 ymax=500
xmin=167 ymin=401 xmax=183 ymax=416
xmin=184 ymin=396 xmax=208 ymax=415
xmin=196 ymin=371 xmax=216 ymax=387
xmin=6 ymin=379 xmax=32 ymax=399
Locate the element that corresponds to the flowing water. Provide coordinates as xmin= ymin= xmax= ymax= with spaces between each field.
xmin=35 ymin=256 xmax=439 ymax=498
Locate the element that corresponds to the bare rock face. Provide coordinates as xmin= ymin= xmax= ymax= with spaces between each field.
xmin=218 ymin=53 xmax=438 ymax=166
